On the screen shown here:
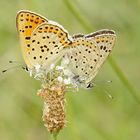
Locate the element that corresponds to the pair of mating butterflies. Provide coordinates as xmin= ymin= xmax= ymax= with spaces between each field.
xmin=16 ymin=10 xmax=116 ymax=88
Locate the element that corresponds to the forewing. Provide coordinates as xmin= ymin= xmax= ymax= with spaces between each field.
xmin=16 ymin=10 xmax=48 ymax=68
xmin=27 ymin=22 xmax=72 ymax=69
xmin=66 ymin=36 xmax=100 ymax=82
xmin=85 ymin=29 xmax=116 ymax=83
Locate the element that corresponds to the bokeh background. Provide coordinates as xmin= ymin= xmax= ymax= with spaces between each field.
xmin=0 ymin=0 xmax=140 ymax=140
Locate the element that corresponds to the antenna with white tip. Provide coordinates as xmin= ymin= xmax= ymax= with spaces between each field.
xmin=2 ymin=60 xmax=27 ymax=73
xmin=91 ymin=79 xmax=114 ymax=100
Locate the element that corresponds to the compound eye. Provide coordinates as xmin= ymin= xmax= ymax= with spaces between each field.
xmin=22 ymin=65 xmax=29 ymax=72
xmin=86 ymin=82 xmax=94 ymax=89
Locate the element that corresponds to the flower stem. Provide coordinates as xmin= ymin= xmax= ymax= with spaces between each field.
xmin=53 ymin=132 xmax=58 ymax=140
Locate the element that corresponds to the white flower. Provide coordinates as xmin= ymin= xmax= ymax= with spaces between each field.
xmin=63 ymin=78 xmax=71 ymax=85
xmin=63 ymin=69 xmax=74 ymax=78
xmin=50 ymin=63 xmax=55 ymax=69
xmin=57 ymin=76 xmax=63 ymax=82
xmin=56 ymin=66 xmax=64 ymax=70
xmin=35 ymin=64 xmax=41 ymax=73
xmin=29 ymin=70 xmax=33 ymax=77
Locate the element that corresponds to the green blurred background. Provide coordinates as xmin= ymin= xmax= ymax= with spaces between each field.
xmin=0 ymin=0 xmax=140 ymax=140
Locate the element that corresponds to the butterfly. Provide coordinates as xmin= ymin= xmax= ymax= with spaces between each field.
xmin=16 ymin=10 xmax=116 ymax=87
xmin=63 ymin=29 xmax=116 ymax=88
xmin=16 ymin=10 xmax=72 ymax=76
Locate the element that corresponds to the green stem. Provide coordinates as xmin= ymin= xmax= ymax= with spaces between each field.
xmin=63 ymin=0 xmax=140 ymax=104
xmin=52 ymin=132 xmax=58 ymax=140
xmin=63 ymin=0 xmax=92 ymax=32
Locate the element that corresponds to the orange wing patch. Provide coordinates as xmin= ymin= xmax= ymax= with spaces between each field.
xmin=16 ymin=10 xmax=48 ymax=68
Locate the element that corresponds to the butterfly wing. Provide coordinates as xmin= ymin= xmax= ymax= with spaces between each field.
xmin=85 ymin=29 xmax=116 ymax=83
xmin=65 ymin=35 xmax=100 ymax=85
xmin=27 ymin=22 xmax=72 ymax=70
xmin=16 ymin=10 xmax=48 ymax=69
xmin=65 ymin=29 xmax=116 ymax=87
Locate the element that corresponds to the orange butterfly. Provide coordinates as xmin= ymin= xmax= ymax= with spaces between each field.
xmin=16 ymin=10 xmax=71 ymax=74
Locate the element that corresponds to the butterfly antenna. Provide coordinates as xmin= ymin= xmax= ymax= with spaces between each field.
xmin=2 ymin=69 xmax=8 ymax=73
xmin=8 ymin=60 xmax=23 ymax=64
xmin=106 ymin=80 xmax=112 ymax=84
xmin=104 ymin=89 xmax=114 ymax=100
xmin=2 ymin=60 xmax=28 ymax=73
xmin=92 ymin=80 xmax=114 ymax=100
xmin=2 ymin=65 xmax=19 ymax=73
xmin=94 ymin=80 xmax=113 ymax=87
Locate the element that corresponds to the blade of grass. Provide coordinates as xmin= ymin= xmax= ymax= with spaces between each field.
xmin=63 ymin=0 xmax=140 ymax=104
xmin=67 ymin=94 xmax=112 ymax=140
xmin=66 ymin=94 xmax=83 ymax=140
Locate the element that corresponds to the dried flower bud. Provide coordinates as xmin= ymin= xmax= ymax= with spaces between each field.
xmin=37 ymin=83 xmax=66 ymax=133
